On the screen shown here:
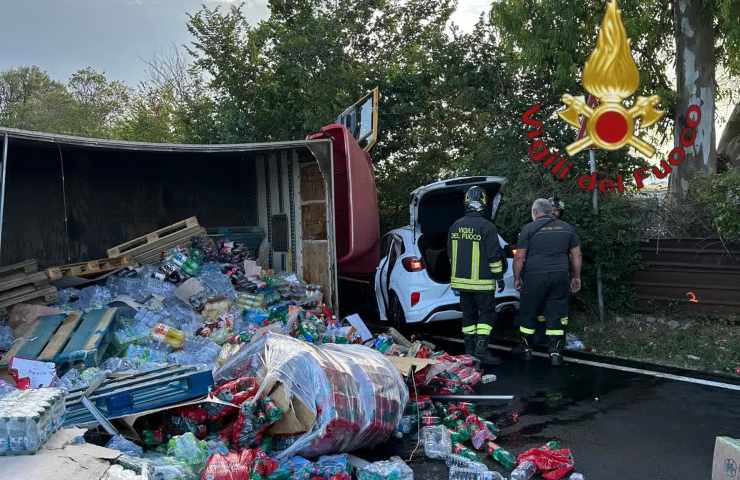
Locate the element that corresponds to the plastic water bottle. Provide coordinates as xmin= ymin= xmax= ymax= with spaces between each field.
xmin=24 ymin=414 xmax=41 ymax=452
xmin=445 ymin=453 xmax=488 ymax=472
xmin=0 ymin=417 xmax=8 ymax=454
xmin=423 ymin=425 xmax=452 ymax=459
xmin=481 ymin=374 xmax=497 ymax=384
xmin=569 ymin=474 xmax=585 ymax=480
xmin=449 ymin=467 xmax=505 ymax=480
xmin=510 ymin=460 xmax=537 ymax=480
xmin=7 ymin=417 xmax=25 ymax=452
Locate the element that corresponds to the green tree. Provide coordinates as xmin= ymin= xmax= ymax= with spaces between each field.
xmin=114 ymin=82 xmax=181 ymax=143
xmin=67 ymin=67 xmax=130 ymax=137
xmin=0 ymin=66 xmax=129 ymax=137
xmin=114 ymin=49 xmax=217 ymax=143
xmin=0 ymin=66 xmax=75 ymax=132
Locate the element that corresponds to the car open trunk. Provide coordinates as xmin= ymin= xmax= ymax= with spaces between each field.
xmin=412 ymin=177 xmax=505 ymax=284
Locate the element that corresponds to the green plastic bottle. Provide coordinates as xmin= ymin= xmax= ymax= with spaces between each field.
xmin=484 ymin=420 xmax=500 ymax=436
xmin=449 ymin=426 xmax=470 ymax=444
xmin=453 ymin=442 xmax=480 ymax=462
xmin=443 ymin=411 xmax=463 ymax=427
xmin=486 ymin=441 xmax=516 ymax=469
xmin=546 ymin=440 xmax=561 ymax=449
xmin=181 ymin=255 xmax=202 ymax=277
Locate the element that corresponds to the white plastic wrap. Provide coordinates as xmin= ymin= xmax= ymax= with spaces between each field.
xmin=214 ymin=332 xmax=408 ymax=459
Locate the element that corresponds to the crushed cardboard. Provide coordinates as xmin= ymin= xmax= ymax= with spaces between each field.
xmin=388 ymin=356 xmax=438 ymax=377
xmin=267 ymin=383 xmax=316 ymax=435
xmin=0 ymin=429 xmax=121 ymax=480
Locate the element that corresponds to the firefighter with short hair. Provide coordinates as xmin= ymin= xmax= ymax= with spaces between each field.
xmin=514 ymin=198 xmax=582 ymax=366
xmin=447 ymin=186 xmax=506 ymax=365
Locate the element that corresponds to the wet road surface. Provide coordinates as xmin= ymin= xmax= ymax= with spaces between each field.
xmin=357 ymin=337 xmax=740 ymax=480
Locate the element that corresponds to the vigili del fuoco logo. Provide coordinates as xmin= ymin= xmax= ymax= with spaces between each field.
xmin=521 ymin=0 xmax=702 ymax=194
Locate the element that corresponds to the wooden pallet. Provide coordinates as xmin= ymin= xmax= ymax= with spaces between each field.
xmin=0 ymin=259 xmax=58 ymax=311
xmin=0 ymin=284 xmax=58 ymax=311
xmin=133 ymin=226 xmax=206 ymax=265
xmin=0 ymin=259 xmax=58 ymax=289
xmin=1 ymin=308 xmax=117 ymax=369
xmin=47 ymin=256 xmax=136 ymax=279
xmin=107 ymin=217 xmax=205 ymax=263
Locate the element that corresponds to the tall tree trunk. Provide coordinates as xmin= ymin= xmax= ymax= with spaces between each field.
xmin=670 ymin=0 xmax=717 ymax=199
xmin=717 ymin=102 xmax=740 ymax=171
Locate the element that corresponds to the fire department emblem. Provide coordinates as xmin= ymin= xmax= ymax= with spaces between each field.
xmin=558 ymin=0 xmax=665 ymax=157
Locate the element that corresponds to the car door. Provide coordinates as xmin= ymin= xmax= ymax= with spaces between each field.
xmin=375 ymin=233 xmax=394 ymax=318
xmin=375 ymin=233 xmax=403 ymax=318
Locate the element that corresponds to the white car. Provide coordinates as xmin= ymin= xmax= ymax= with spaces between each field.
xmin=374 ymin=176 xmax=520 ymax=327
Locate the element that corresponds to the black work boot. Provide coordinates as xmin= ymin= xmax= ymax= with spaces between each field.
xmin=475 ymin=336 xmax=502 ymax=366
xmin=463 ymin=334 xmax=477 ymax=357
xmin=549 ymin=337 xmax=564 ymax=367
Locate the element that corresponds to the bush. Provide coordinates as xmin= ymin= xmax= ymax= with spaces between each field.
xmin=692 ymin=169 xmax=740 ymax=241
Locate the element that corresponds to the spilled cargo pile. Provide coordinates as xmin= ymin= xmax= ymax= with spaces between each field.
xmin=0 ymin=223 xmax=582 ymax=479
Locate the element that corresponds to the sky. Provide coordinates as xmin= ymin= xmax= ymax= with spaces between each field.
xmin=0 ymin=0 xmax=492 ymax=86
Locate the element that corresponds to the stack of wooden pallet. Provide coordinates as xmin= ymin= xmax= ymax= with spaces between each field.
xmin=0 ymin=259 xmax=58 ymax=312
xmin=46 ymin=256 xmax=136 ymax=280
xmin=107 ymin=217 xmax=206 ymax=265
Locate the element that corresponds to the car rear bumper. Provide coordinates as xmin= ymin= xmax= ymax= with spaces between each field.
xmin=416 ymin=296 xmax=520 ymax=324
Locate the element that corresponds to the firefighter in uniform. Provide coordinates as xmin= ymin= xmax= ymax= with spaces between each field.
xmin=549 ymin=195 xmax=564 ymax=219
xmin=514 ymin=198 xmax=582 ymax=366
xmin=447 ymin=186 xmax=506 ymax=365
xmin=533 ymin=196 xmax=566 ymax=336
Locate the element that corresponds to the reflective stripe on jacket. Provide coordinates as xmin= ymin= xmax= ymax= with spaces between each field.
xmin=447 ymin=212 xmax=504 ymax=292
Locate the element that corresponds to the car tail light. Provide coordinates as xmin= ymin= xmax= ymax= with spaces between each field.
xmin=402 ymin=257 xmax=425 ymax=272
xmin=410 ymin=291 xmax=421 ymax=306
xmin=506 ymin=245 xmax=519 ymax=258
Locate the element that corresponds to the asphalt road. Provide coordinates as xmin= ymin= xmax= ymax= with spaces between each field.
xmin=356 ymin=336 xmax=740 ymax=480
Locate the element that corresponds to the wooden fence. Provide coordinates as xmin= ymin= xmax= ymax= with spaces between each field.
xmin=633 ymin=238 xmax=740 ymax=311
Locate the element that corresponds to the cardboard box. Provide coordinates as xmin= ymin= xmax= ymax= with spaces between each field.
xmin=713 ymin=436 xmax=740 ymax=480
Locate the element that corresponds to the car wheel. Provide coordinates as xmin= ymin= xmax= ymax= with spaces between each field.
xmin=388 ymin=292 xmax=406 ymax=331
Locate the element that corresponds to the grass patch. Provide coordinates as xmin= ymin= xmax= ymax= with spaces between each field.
xmin=569 ymin=311 xmax=740 ymax=376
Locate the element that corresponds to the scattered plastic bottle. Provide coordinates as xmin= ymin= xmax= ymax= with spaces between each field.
xmin=449 ymin=467 xmax=505 ymax=480
xmin=181 ymin=251 xmax=202 ymax=277
xmin=151 ymin=323 xmax=186 ymax=349
xmin=167 ymin=432 xmax=208 ymax=468
xmin=510 ymin=460 xmax=537 ymax=480
xmin=453 ymin=443 xmax=480 ymax=462
xmin=396 ymin=415 xmax=416 ymax=435
xmin=450 ymin=426 xmax=471 ymax=444
xmin=78 ymin=286 xmax=114 ymax=310
xmin=569 ymin=474 xmax=585 ymax=480
xmin=446 ymin=454 xmax=488 ymax=472
xmin=481 ymin=374 xmax=497 ymax=384
xmin=423 ymin=425 xmax=452 ymax=460
xmin=358 ymin=456 xmax=413 ymax=480
xmin=546 ymin=439 xmax=561 ymax=449
xmin=443 ymin=411 xmax=464 ymax=427
xmin=486 ymin=442 xmax=516 ymax=469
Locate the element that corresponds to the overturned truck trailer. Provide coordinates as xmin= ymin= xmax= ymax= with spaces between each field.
xmin=0 ymin=126 xmax=380 ymax=310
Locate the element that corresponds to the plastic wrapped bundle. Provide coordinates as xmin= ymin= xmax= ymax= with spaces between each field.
xmin=214 ymin=332 xmax=408 ymax=459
